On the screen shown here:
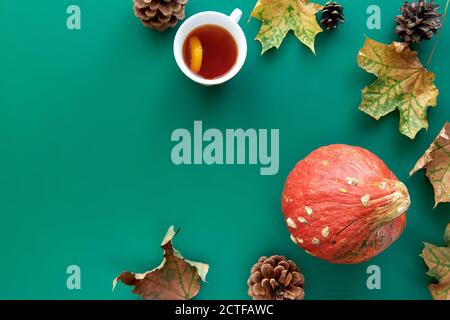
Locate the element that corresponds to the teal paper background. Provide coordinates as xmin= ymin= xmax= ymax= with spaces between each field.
xmin=0 ymin=0 xmax=449 ymax=299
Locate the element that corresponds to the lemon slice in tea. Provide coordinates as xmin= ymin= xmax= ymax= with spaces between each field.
xmin=189 ymin=36 xmax=203 ymax=74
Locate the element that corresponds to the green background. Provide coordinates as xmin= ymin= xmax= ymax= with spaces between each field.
xmin=0 ymin=0 xmax=449 ymax=300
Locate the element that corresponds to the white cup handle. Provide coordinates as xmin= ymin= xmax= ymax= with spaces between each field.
xmin=229 ymin=8 xmax=242 ymax=23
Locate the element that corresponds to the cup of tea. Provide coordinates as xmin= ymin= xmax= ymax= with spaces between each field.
xmin=173 ymin=9 xmax=247 ymax=86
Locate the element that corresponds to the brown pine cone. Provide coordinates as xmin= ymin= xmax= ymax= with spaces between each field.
xmin=247 ymin=255 xmax=305 ymax=300
xmin=395 ymin=0 xmax=442 ymax=43
xmin=133 ymin=0 xmax=188 ymax=32
xmin=320 ymin=2 xmax=345 ymax=30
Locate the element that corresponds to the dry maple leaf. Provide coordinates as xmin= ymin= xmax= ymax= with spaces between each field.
xmin=410 ymin=122 xmax=450 ymax=207
xmin=420 ymin=224 xmax=450 ymax=300
xmin=113 ymin=226 xmax=209 ymax=300
xmin=251 ymin=0 xmax=323 ymax=54
xmin=357 ymin=37 xmax=439 ymax=139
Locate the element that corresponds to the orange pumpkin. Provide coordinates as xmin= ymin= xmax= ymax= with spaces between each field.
xmin=282 ymin=144 xmax=410 ymax=264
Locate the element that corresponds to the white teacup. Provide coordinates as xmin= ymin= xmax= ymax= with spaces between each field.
xmin=173 ymin=9 xmax=247 ymax=86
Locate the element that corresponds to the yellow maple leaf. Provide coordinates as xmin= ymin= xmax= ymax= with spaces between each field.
xmin=357 ymin=37 xmax=439 ymax=139
xmin=251 ymin=0 xmax=323 ymax=54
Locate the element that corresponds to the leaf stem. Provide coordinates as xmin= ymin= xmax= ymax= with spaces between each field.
xmin=427 ymin=0 xmax=450 ymax=66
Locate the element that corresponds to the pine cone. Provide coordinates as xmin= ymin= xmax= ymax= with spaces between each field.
xmin=395 ymin=0 xmax=442 ymax=43
xmin=133 ymin=0 xmax=188 ymax=32
xmin=320 ymin=2 xmax=345 ymax=30
xmin=247 ymin=255 xmax=305 ymax=300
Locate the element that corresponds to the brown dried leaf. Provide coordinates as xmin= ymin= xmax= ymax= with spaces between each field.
xmin=112 ymin=226 xmax=209 ymax=300
xmin=420 ymin=223 xmax=450 ymax=300
xmin=410 ymin=122 xmax=450 ymax=207
xmin=428 ymin=281 xmax=450 ymax=300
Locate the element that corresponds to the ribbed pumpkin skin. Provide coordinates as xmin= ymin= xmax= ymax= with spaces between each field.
xmin=282 ymin=145 xmax=410 ymax=264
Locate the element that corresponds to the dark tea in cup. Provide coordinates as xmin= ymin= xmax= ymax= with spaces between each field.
xmin=182 ymin=24 xmax=238 ymax=80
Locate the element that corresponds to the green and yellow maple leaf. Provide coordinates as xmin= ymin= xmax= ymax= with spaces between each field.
xmin=421 ymin=224 xmax=450 ymax=300
xmin=410 ymin=122 xmax=450 ymax=207
xmin=251 ymin=0 xmax=323 ymax=54
xmin=357 ymin=38 xmax=439 ymax=139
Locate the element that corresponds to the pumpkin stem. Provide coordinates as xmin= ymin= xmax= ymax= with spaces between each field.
xmin=371 ymin=181 xmax=410 ymax=224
